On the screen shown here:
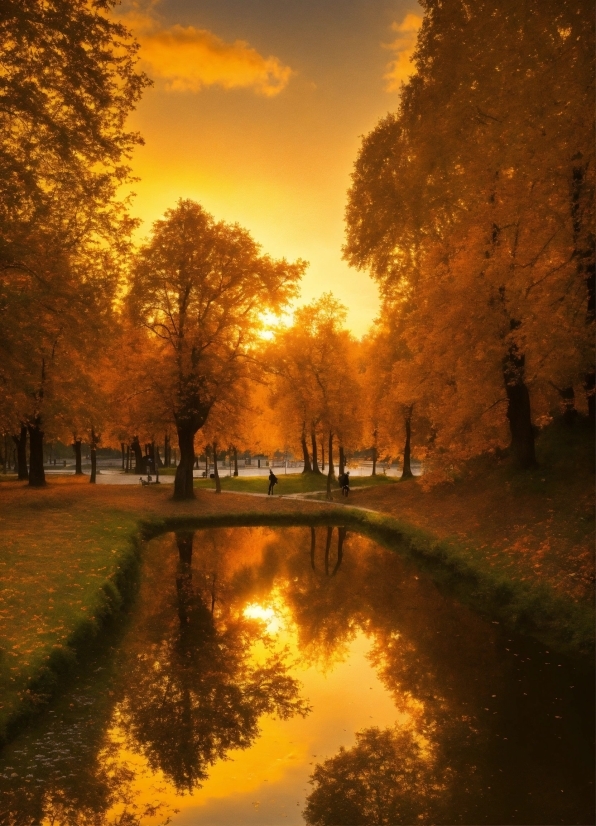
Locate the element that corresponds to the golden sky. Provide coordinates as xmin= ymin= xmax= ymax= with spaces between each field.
xmin=121 ymin=0 xmax=422 ymax=336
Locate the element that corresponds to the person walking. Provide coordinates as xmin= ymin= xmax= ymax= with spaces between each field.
xmin=342 ymin=471 xmax=350 ymax=497
xmin=268 ymin=468 xmax=278 ymax=495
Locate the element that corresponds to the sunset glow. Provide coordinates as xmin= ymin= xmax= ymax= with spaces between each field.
xmin=1 ymin=3 xmax=593 ymax=824
xmin=118 ymin=0 xmax=423 ymax=336
xmin=243 ymin=601 xmax=285 ymax=634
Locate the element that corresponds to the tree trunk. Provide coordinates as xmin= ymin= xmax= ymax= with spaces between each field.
xmin=120 ymin=442 xmax=126 ymax=470
xmin=503 ymin=347 xmax=536 ymax=468
xmin=401 ymin=406 xmax=414 ymax=480
xmin=28 ymin=419 xmax=45 ymax=487
xmin=164 ymin=433 xmax=170 ymax=467
xmin=213 ymin=441 xmax=221 ymax=493
xmin=125 ymin=445 xmax=130 ymax=473
xmin=174 ymin=425 xmax=196 ymax=500
xmin=232 ymin=446 xmax=238 ymax=476
xmin=326 ymin=430 xmax=334 ymax=500
xmin=585 ymin=234 xmax=595 ymax=421
xmin=150 ymin=441 xmax=160 ymax=483
xmin=205 ymin=447 xmax=209 ymax=478
xmin=73 ymin=438 xmax=83 ymax=475
xmin=176 ymin=531 xmax=194 ymax=565
xmin=371 ymin=428 xmax=378 ymax=476
xmin=586 ymin=371 xmax=595 ymax=423
xmin=324 ymin=526 xmax=333 ymax=575
xmin=321 ymin=439 xmax=325 ymax=471
xmin=89 ymin=428 xmax=98 ymax=484
xmin=301 ymin=423 xmax=312 ymax=473
xmin=13 ymin=426 xmax=28 ymax=480
xmin=131 ymin=436 xmax=143 ymax=473
xmin=311 ymin=428 xmax=321 ymax=473
xmin=339 ymin=445 xmax=345 ymax=477
xmin=560 ymin=387 xmax=577 ymax=426
xmin=332 ymin=527 xmax=346 ymax=576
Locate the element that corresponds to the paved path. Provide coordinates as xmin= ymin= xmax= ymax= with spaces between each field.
xmin=202 ymin=487 xmax=381 ymax=514
xmin=42 ymin=470 xmax=388 ymax=515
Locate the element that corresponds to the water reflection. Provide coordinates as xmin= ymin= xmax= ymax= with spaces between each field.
xmin=304 ymin=726 xmax=448 ymax=826
xmin=0 ymin=526 xmax=592 ymax=826
xmin=118 ymin=530 xmax=310 ymax=793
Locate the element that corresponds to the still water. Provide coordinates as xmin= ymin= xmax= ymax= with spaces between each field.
xmin=0 ymin=526 xmax=593 ymax=825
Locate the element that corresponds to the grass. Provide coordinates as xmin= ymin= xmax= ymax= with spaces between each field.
xmin=192 ymin=471 xmax=396 ymax=495
xmin=0 ymin=487 xmax=144 ymax=743
xmin=158 ymin=467 xmax=397 ymax=495
xmin=0 ymin=480 xmax=338 ymax=744
xmin=345 ymin=417 xmax=595 ymax=604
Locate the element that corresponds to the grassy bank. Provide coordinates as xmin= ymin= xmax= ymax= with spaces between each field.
xmin=0 ymin=481 xmax=335 ymax=745
xmin=0 ymin=489 xmax=145 ymax=744
xmin=345 ymin=417 xmax=595 ymax=604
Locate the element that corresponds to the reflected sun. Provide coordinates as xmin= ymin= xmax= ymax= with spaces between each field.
xmin=243 ymin=602 xmax=284 ymax=634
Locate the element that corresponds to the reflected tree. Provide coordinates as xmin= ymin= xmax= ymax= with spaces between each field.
xmin=304 ymin=725 xmax=449 ymax=826
xmin=0 ymin=661 xmax=172 ymax=826
xmin=118 ymin=530 xmax=310 ymax=792
xmin=309 ymin=526 xmax=346 ymax=577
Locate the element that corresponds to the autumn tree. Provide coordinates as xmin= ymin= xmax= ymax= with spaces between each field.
xmin=271 ymin=294 xmax=362 ymax=496
xmin=128 ymin=200 xmax=305 ymax=500
xmin=119 ymin=530 xmax=310 ymax=792
xmin=200 ymin=378 xmax=258 ymax=493
xmin=267 ymin=334 xmax=319 ymax=473
xmin=345 ymin=0 xmax=594 ymax=472
xmin=0 ymin=0 xmax=149 ymax=485
xmin=304 ymin=726 xmax=448 ymax=826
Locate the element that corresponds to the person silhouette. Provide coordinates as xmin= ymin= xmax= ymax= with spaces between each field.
xmin=342 ymin=471 xmax=350 ymax=497
xmin=268 ymin=469 xmax=278 ymax=495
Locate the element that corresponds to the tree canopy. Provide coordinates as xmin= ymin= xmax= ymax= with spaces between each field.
xmin=345 ymin=0 xmax=595 ymax=473
xmin=128 ymin=199 xmax=305 ymax=498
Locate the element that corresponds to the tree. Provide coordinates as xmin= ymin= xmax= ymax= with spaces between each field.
xmin=271 ymin=294 xmax=362 ymax=494
xmin=200 ymin=378 xmax=257 ymax=493
xmin=267 ymin=334 xmax=318 ymax=474
xmin=345 ymin=0 xmax=594 ymax=472
xmin=0 ymin=0 xmax=148 ymax=251
xmin=0 ymin=0 xmax=150 ymax=486
xmin=118 ymin=529 xmax=310 ymax=792
xmin=128 ymin=200 xmax=304 ymax=500
xmin=304 ymin=726 xmax=447 ymax=826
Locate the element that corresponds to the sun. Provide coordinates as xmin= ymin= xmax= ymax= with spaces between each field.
xmin=258 ymin=310 xmax=294 ymax=341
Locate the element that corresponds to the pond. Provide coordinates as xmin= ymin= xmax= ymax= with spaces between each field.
xmin=0 ymin=526 xmax=593 ymax=825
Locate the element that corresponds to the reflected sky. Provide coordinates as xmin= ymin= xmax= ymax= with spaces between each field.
xmin=0 ymin=526 xmax=593 ymax=826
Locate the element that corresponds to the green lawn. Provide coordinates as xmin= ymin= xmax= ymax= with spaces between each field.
xmin=190 ymin=471 xmax=398 ymax=495
xmin=0 ymin=485 xmax=145 ymax=743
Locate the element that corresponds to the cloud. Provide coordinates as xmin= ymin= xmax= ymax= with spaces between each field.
xmin=384 ymin=13 xmax=423 ymax=92
xmin=122 ymin=9 xmax=293 ymax=96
